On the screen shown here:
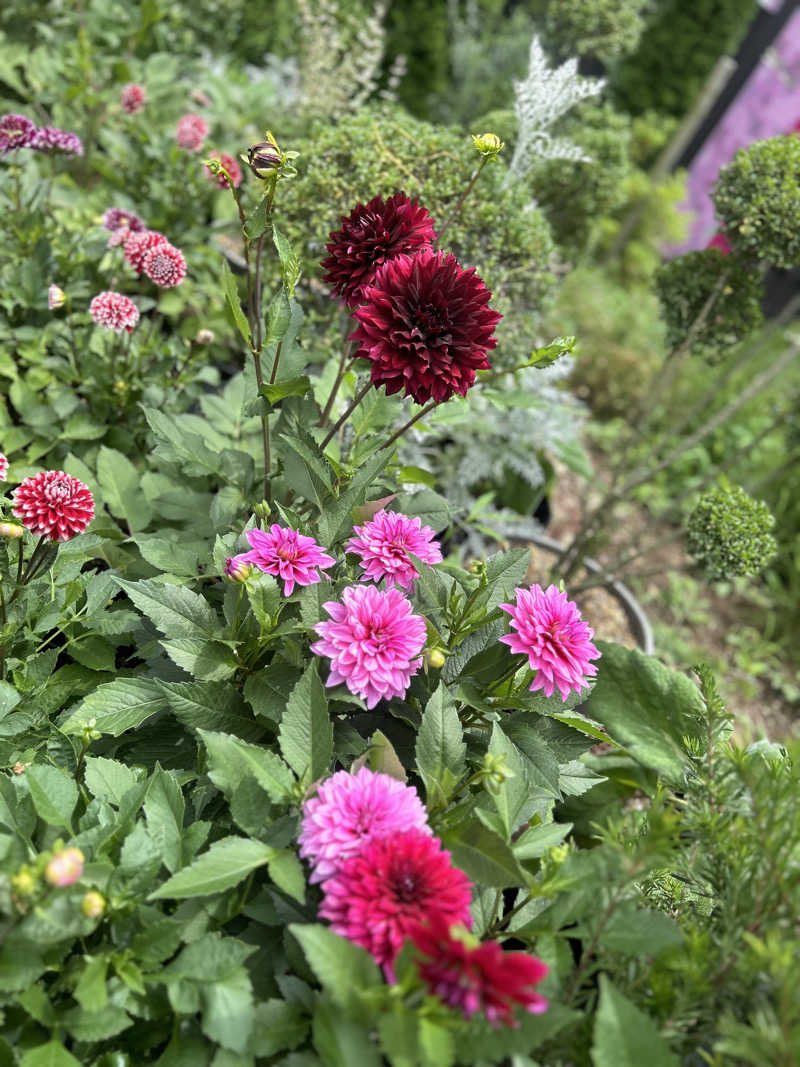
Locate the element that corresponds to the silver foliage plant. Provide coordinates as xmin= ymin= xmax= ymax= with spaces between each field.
xmin=505 ymin=34 xmax=605 ymax=184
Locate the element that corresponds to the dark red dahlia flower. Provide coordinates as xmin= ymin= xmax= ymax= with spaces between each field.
xmin=321 ymin=193 xmax=436 ymax=307
xmin=350 ymin=249 xmax=501 ymax=405
xmin=410 ymin=918 xmax=549 ymax=1027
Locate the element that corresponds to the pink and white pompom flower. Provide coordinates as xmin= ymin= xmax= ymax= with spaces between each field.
xmin=12 ymin=470 xmax=95 ymax=541
xmin=89 ymin=291 xmax=140 ymax=334
xmin=347 ymin=509 xmax=443 ymax=591
xmin=311 ymin=584 xmax=427 ymax=708
xmin=0 ymin=454 xmax=7 ymax=482
xmin=298 ymin=766 xmax=431 ymax=883
xmin=175 ymin=113 xmax=208 ymax=151
xmin=143 ymin=242 xmax=187 ymax=288
xmin=227 ymin=524 xmax=334 ymax=597
xmin=500 ymin=584 xmax=600 ymax=701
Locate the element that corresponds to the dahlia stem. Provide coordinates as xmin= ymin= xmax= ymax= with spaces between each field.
xmin=320 ymin=380 xmax=372 ymax=450
xmin=318 ymin=340 xmax=356 ymax=426
xmin=15 ymin=538 xmax=23 ymax=584
xmin=20 ymin=537 xmax=48 ymax=585
xmin=269 ymin=340 xmax=283 ymax=385
xmin=437 ymin=156 xmax=488 ymax=244
xmin=379 ymin=400 xmax=438 ymax=452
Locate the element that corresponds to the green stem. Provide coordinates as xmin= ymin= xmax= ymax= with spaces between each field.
xmin=437 ymin=156 xmax=488 ymax=243
xmin=318 ymin=340 xmax=356 ymax=426
xmin=379 ymin=399 xmax=438 ymax=452
xmin=320 ymin=380 xmax=372 ymax=450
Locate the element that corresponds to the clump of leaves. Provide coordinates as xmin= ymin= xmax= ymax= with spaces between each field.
xmin=686 ymin=484 xmax=777 ymax=581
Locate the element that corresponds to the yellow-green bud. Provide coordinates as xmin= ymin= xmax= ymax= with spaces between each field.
xmin=471 ymin=132 xmax=505 ymax=160
xmin=424 ymin=648 xmax=446 ymax=670
xmin=81 ymin=890 xmax=106 ymax=919
xmin=253 ymin=500 xmax=271 ymax=523
xmin=0 ymin=522 xmax=24 ymax=540
xmin=481 ymin=752 xmax=515 ymax=793
xmin=12 ymin=869 xmax=36 ymax=895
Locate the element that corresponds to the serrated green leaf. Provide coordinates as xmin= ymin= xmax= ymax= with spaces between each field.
xmin=149 ymin=836 xmax=274 ymax=899
xmin=115 ymin=577 xmax=220 ymax=639
xmin=26 ymin=764 xmax=77 ymax=831
xmin=200 ymin=729 xmax=295 ymax=802
xmin=144 ymin=768 xmax=185 ymax=873
xmin=83 ymin=756 xmax=138 ymax=806
xmin=290 ymin=924 xmax=382 ymax=1008
xmin=201 ymin=967 xmax=254 ymax=1054
xmin=260 ymin=375 xmax=311 ymax=408
xmin=591 ymin=976 xmax=678 ymax=1067
xmin=311 ymin=999 xmax=381 ymax=1067
xmin=62 ymin=678 xmax=167 ymax=736
xmin=443 ymin=819 xmax=527 ymax=888
xmin=73 ymin=955 xmax=108 ymax=1011
xmin=96 ymin=446 xmax=152 ymax=531
xmin=264 ymin=289 xmax=292 ymax=348
xmin=221 ymin=258 xmax=251 ymax=345
xmin=160 ymin=638 xmax=238 ymax=681
xmin=243 ymin=197 xmax=269 ymax=240
xmin=597 ymin=903 xmax=683 ymax=956
xmin=513 ymin=820 xmax=572 ymax=860
xmin=268 ymin=850 xmax=305 ymax=903
xmin=20 ymin=1041 xmax=82 ymax=1067
xmin=278 ymin=661 xmax=332 ymax=783
xmin=415 ymin=683 xmax=465 ymax=807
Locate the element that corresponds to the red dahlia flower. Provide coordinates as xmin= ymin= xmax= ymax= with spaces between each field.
xmin=410 ymin=918 xmax=549 ymax=1027
xmin=204 ymin=151 xmax=242 ymax=189
xmin=12 ymin=471 xmax=95 ymax=541
xmin=120 ymin=84 xmax=146 ymax=113
xmin=350 ymin=249 xmax=501 ymax=405
xmin=321 ymin=192 xmax=436 ymax=307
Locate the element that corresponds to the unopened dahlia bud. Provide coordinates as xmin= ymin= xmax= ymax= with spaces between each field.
xmin=48 ymin=284 xmax=66 ymax=310
xmin=224 ymin=556 xmax=252 ymax=583
xmin=247 ymin=140 xmax=282 ymax=177
xmin=12 ymin=868 xmax=36 ymax=895
xmin=81 ymin=890 xmax=106 ymax=918
xmin=481 ymin=752 xmax=515 ymax=794
xmin=45 ymin=847 xmax=84 ymax=887
xmin=195 ymin=328 xmax=215 ymax=344
xmin=0 ymin=521 xmax=24 ymax=539
xmin=424 ymin=648 xmax=446 ymax=670
xmin=12 ymin=760 xmax=28 ymax=774
xmin=472 ymin=132 xmax=505 ymax=160
xmin=253 ymin=500 xmax=271 ymax=523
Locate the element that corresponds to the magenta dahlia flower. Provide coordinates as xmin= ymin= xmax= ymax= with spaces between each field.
xmin=347 ymin=509 xmax=442 ymax=590
xmin=89 ymin=291 xmax=140 ymax=334
xmin=0 ymin=113 xmax=36 ymax=153
xmin=350 ymin=249 xmax=501 ymax=405
xmin=204 ymin=151 xmax=242 ymax=189
xmin=228 ymin=525 xmax=334 ymax=596
xmin=175 ymin=113 xmax=208 ymax=151
xmin=143 ymin=242 xmax=187 ymax=288
xmin=30 ymin=127 xmax=83 ymax=156
xmin=12 ymin=470 xmax=95 ymax=541
xmin=321 ymin=193 xmax=436 ymax=307
xmin=120 ymin=83 xmax=146 ymax=113
xmin=103 ymin=207 xmax=145 ymax=233
xmin=298 ymin=767 xmax=431 ymax=883
xmin=319 ymin=829 xmax=473 ymax=976
xmin=0 ymin=454 xmax=7 ymax=481
xmin=410 ymin=919 xmax=549 ymax=1026
xmin=124 ymin=229 xmax=168 ymax=274
xmin=311 ymin=584 xmax=427 ymax=708
xmin=500 ymin=584 xmax=600 ymax=701
xmin=707 ymin=231 xmax=732 ymax=256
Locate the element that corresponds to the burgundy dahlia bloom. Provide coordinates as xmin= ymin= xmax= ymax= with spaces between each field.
xmin=500 ymin=584 xmax=600 ymax=701
xmin=410 ymin=919 xmax=549 ymax=1027
xmin=321 ymin=193 xmax=436 ymax=307
xmin=0 ymin=454 xmax=7 ymax=481
xmin=228 ymin=524 xmax=334 ymax=596
xmin=124 ymin=229 xmax=168 ymax=274
xmin=120 ymin=83 xmax=146 ymax=113
xmin=204 ymin=151 xmax=242 ymax=189
xmin=347 ymin=509 xmax=442 ymax=590
xmin=30 ymin=126 xmax=83 ymax=156
xmin=298 ymin=766 xmax=431 ymax=883
xmin=176 ymin=113 xmax=208 ymax=151
xmin=143 ymin=242 xmax=187 ymax=288
xmin=89 ymin=291 xmax=140 ymax=333
xmin=350 ymin=249 xmax=501 ymax=405
xmin=319 ymin=829 xmax=473 ymax=976
xmin=12 ymin=470 xmax=95 ymax=541
xmin=0 ymin=113 xmax=36 ymax=153
xmin=103 ymin=207 xmax=145 ymax=233
xmin=310 ymin=584 xmax=427 ymax=708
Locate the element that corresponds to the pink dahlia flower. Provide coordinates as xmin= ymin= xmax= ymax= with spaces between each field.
xmin=176 ymin=113 xmax=208 ymax=151
xmin=31 ymin=126 xmax=83 ymax=156
xmin=12 ymin=471 xmax=94 ymax=541
xmin=319 ymin=829 xmax=473 ymax=976
xmin=350 ymin=249 xmax=501 ymax=406
xmin=124 ymin=229 xmax=168 ymax=274
xmin=0 ymin=113 xmax=36 ymax=153
xmin=103 ymin=207 xmax=145 ymax=233
xmin=228 ymin=524 xmax=334 ymax=596
xmin=410 ymin=918 xmax=549 ymax=1027
xmin=298 ymin=766 xmax=431 ymax=883
xmin=0 ymin=454 xmax=7 ymax=481
xmin=311 ymin=584 xmax=427 ymax=708
xmin=47 ymin=284 xmax=65 ymax=310
xmin=347 ymin=509 xmax=442 ymax=590
xmin=321 ymin=193 xmax=437 ymax=308
xmin=89 ymin=291 xmax=140 ymax=334
xmin=707 ymin=231 xmax=732 ymax=256
xmin=45 ymin=847 xmax=84 ymax=887
xmin=143 ymin=242 xmax=187 ymax=288
xmin=500 ymin=584 xmax=600 ymax=701
xmin=204 ymin=151 xmax=242 ymax=189
xmin=120 ymin=83 xmax=146 ymax=113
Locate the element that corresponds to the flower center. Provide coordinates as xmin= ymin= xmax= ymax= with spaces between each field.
xmin=46 ymin=481 xmax=71 ymax=502
xmin=391 ymin=864 xmax=420 ymax=902
xmin=276 ymin=544 xmax=297 ymax=562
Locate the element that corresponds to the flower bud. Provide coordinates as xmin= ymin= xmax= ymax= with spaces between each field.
xmin=481 ymin=752 xmax=515 ymax=794
xmin=424 ymin=648 xmax=446 ymax=670
xmin=48 ymin=284 xmax=66 ymax=310
xmin=253 ymin=500 xmax=271 ymax=523
xmin=81 ymin=890 xmax=106 ymax=918
xmin=12 ymin=868 xmax=36 ymax=895
xmin=471 ymin=132 xmax=505 ymax=160
xmin=225 ymin=555 xmax=252 ymax=583
xmin=247 ymin=140 xmax=282 ymax=178
xmin=195 ymin=328 xmax=215 ymax=345
xmin=0 ymin=522 xmax=24 ymax=540
xmin=45 ymin=847 xmax=84 ymax=887
xmin=11 ymin=760 xmax=28 ymax=774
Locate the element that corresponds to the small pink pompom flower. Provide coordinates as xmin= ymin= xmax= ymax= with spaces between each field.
xmin=204 ymin=151 xmax=242 ymax=189
xmin=143 ymin=242 xmax=187 ymax=288
xmin=89 ymin=291 xmax=140 ymax=334
xmin=228 ymin=525 xmax=334 ymax=597
xmin=30 ymin=126 xmax=83 ymax=156
xmin=47 ymin=284 xmax=65 ymax=310
xmin=319 ymin=829 xmax=473 ymax=977
xmin=45 ymin=847 xmax=84 ymax=887
xmin=311 ymin=584 xmax=427 ymax=708
xmin=0 ymin=113 xmax=36 ymax=153
xmin=12 ymin=471 xmax=95 ymax=542
xmin=347 ymin=509 xmax=442 ymax=590
xmin=298 ymin=766 xmax=431 ymax=883
xmin=176 ymin=113 xmax=208 ymax=151
xmin=120 ymin=83 xmax=146 ymax=113
xmin=500 ymin=584 xmax=600 ymax=701
xmin=124 ymin=229 xmax=168 ymax=274
xmin=0 ymin=454 xmax=7 ymax=481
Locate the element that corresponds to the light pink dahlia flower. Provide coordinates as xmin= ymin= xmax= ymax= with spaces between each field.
xmin=319 ymin=828 xmax=473 ymax=977
xmin=143 ymin=242 xmax=187 ymax=288
xmin=120 ymin=83 xmax=146 ymax=113
xmin=347 ymin=509 xmax=442 ymax=590
xmin=500 ymin=584 xmax=600 ymax=701
xmin=45 ymin=847 xmax=85 ymax=887
xmin=228 ymin=524 xmax=334 ymax=596
xmin=298 ymin=766 xmax=431 ymax=883
xmin=175 ymin=113 xmax=208 ymax=151
xmin=310 ymin=584 xmax=427 ymax=708
xmin=89 ymin=291 xmax=139 ymax=333
xmin=12 ymin=470 xmax=95 ymax=541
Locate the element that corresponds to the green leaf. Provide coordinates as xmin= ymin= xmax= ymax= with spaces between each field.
xmin=73 ymin=955 xmax=108 ymax=1011
xmin=132 ymin=536 xmax=208 ymax=577
xmin=316 ymin=449 xmax=393 ymax=546
xmin=443 ymin=819 xmax=527 ymax=888
xmin=200 ymin=729 xmax=295 ymax=802
xmin=418 ymin=1019 xmax=454 ymax=1067
xmin=144 ymin=768 xmax=185 ymax=874
xmin=96 ymin=446 xmax=152 ymax=531
xmin=290 ymin=924 xmax=382 ymax=1009
xmin=273 ymin=226 xmax=301 ymax=296
xmin=378 ymin=1009 xmax=419 ymax=1067
xmin=583 ymin=642 xmax=705 ymax=783
xmin=278 ymin=661 xmax=332 ymax=784
xmin=115 ymin=577 xmax=220 ymax=639
xmin=486 ymin=724 xmax=537 ymax=838
xmin=393 ymin=488 xmax=450 ymax=532
xmin=415 ymin=683 xmax=465 ymax=807
xmin=20 ymin=1042 xmax=82 ymax=1067
xmin=264 ymin=289 xmax=292 ymax=348
xmin=591 ymin=976 xmax=678 ymax=1067
xmin=157 ymin=680 xmax=261 ymax=740
xmin=513 ymin=820 xmax=572 ymax=860
xmin=142 ymin=408 xmax=220 ymax=477
xmin=250 ymin=998 xmax=309 ymax=1057
xmin=0 ymin=682 xmax=21 ymax=717
xmin=243 ymin=197 xmax=269 ymax=240
xmin=221 ymin=258 xmax=251 ymax=346
xmin=260 ymin=375 xmax=311 ymax=408
xmin=62 ymin=678 xmax=167 ymax=736
xmin=597 ymin=903 xmax=683 ymax=956
xmin=245 ymin=573 xmax=282 ymax=631
xmin=201 ymin=967 xmax=254 ymax=1054
xmin=25 ymin=764 xmax=77 ymax=831
xmin=149 ymin=836 xmax=274 ymax=899
xmin=268 ymin=850 xmax=305 ymax=903
xmin=523 ymin=335 xmax=576 ymax=369
xmin=312 ymin=999 xmax=381 ymax=1067
xmin=160 ymin=638 xmax=238 ymax=681
xmin=83 ymin=756 xmax=138 ymax=806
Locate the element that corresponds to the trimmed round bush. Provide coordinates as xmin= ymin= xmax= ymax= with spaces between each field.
xmin=540 ymin=0 xmax=649 ymax=64
xmin=687 ymin=485 xmax=777 ymax=581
